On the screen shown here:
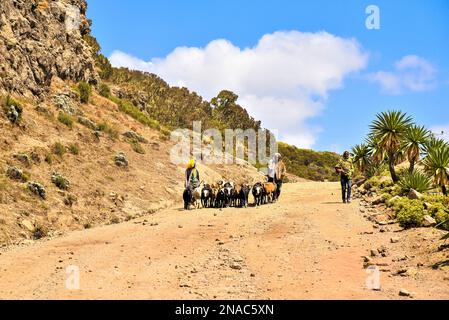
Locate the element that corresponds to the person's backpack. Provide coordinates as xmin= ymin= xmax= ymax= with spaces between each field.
xmin=189 ymin=168 xmax=199 ymax=188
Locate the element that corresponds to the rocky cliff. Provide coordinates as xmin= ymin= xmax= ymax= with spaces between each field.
xmin=0 ymin=0 xmax=98 ymax=98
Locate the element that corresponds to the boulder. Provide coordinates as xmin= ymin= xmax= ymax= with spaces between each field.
xmin=377 ymin=246 xmax=389 ymax=257
xmin=355 ymin=179 xmax=367 ymax=187
xmin=390 ymin=237 xmax=400 ymax=244
xmin=399 ymin=289 xmax=411 ymax=297
xmin=6 ymin=166 xmax=24 ymax=181
xmin=53 ymin=93 xmax=79 ymax=115
xmin=364 ymin=182 xmax=373 ymax=191
xmin=408 ymin=189 xmax=423 ymax=200
xmin=230 ymin=262 xmax=242 ymax=270
xmin=13 ymin=153 xmax=31 ymax=167
xmin=423 ymin=202 xmax=433 ymax=210
xmin=27 ymin=182 xmax=46 ymax=199
xmin=21 ymin=220 xmax=34 ymax=232
xmin=6 ymin=104 xmax=22 ymax=124
xmin=115 ymin=152 xmax=129 ymax=167
xmin=422 ymin=215 xmax=436 ymax=227
xmin=123 ymin=131 xmax=148 ymax=144
xmin=371 ymin=196 xmax=384 ymax=205
xmin=78 ymin=116 xmax=98 ymax=130
xmin=35 ymin=104 xmax=53 ymax=116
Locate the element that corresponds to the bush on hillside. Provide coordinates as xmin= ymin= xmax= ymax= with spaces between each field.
xmin=51 ymin=172 xmax=70 ymax=190
xmin=68 ymin=143 xmax=80 ymax=155
xmin=58 ymin=112 xmax=74 ymax=128
xmin=395 ymin=199 xmax=426 ymax=229
xmin=53 ymin=142 xmax=66 ymax=157
xmin=99 ymin=83 xmax=111 ymax=98
xmin=32 ymin=224 xmax=48 ymax=240
xmin=110 ymin=96 xmax=161 ymax=130
xmin=97 ymin=121 xmax=119 ymax=140
xmin=78 ymin=81 xmax=92 ymax=104
xmin=131 ymin=141 xmax=145 ymax=154
xmin=2 ymin=95 xmax=23 ymax=124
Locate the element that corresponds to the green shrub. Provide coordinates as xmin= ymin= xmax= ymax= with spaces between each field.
xmin=365 ymin=163 xmax=388 ymax=179
xmin=64 ymin=194 xmax=77 ymax=207
xmin=32 ymin=224 xmax=48 ymax=240
xmin=131 ymin=141 xmax=145 ymax=154
xmin=398 ymin=170 xmax=433 ymax=194
xmin=387 ymin=196 xmax=406 ymax=209
xmin=110 ymin=216 xmax=120 ymax=224
xmin=97 ymin=121 xmax=119 ymax=140
xmin=380 ymin=179 xmax=394 ymax=189
xmin=21 ymin=171 xmax=30 ymax=182
xmin=58 ymin=112 xmax=74 ymax=128
xmin=421 ymin=194 xmax=449 ymax=206
xmin=51 ymin=173 xmax=70 ymax=190
xmin=2 ymin=95 xmax=23 ymax=124
xmin=395 ymin=199 xmax=426 ymax=229
xmin=421 ymin=194 xmax=449 ymax=230
xmin=44 ymin=153 xmax=53 ymax=164
xmin=382 ymin=185 xmax=401 ymax=196
xmin=110 ymin=96 xmax=161 ymax=130
xmin=434 ymin=209 xmax=449 ymax=231
xmin=364 ymin=177 xmax=380 ymax=191
xmin=99 ymin=83 xmax=111 ymax=98
xmin=381 ymin=193 xmax=393 ymax=203
xmin=78 ymin=81 xmax=92 ymax=104
xmin=2 ymin=95 xmax=22 ymax=111
xmin=68 ymin=143 xmax=80 ymax=155
xmin=5 ymin=95 xmax=20 ymax=107
xmin=53 ymin=142 xmax=66 ymax=157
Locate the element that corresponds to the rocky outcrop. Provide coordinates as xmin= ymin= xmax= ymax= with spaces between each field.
xmin=115 ymin=152 xmax=128 ymax=167
xmin=123 ymin=130 xmax=148 ymax=143
xmin=0 ymin=0 xmax=98 ymax=98
xmin=27 ymin=181 xmax=46 ymax=199
xmin=6 ymin=166 xmax=24 ymax=181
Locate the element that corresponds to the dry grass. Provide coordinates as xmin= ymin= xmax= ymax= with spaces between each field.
xmin=37 ymin=1 xmax=49 ymax=13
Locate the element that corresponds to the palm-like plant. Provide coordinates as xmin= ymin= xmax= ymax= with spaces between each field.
xmin=398 ymin=170 xmax=433 ymax=193
xmin=402 ymin=125 xmax=431 ymax=173
xmin=423 ymin=143 xmax=449 ymax=195
xmin=352 ymin=143 xmax=372 ymax=173
xmin=424 ymin=136 xmax=448 ymax=155
xmin=369 ymin=111 xmax=413 ymax=183
xmin=366 ymin=134 xmax=386 ymax=164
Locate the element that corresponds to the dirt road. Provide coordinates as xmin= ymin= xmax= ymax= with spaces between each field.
xmin=0 ymin=182 xmax=448 ymax=300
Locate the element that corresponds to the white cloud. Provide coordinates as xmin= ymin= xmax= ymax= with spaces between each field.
xmin=109 ymin=30 xmax=368 ymax=148
xmin=368 ymin=55 xmax=437 ymax=95
xmin=431 ymin=125 xmax=449 ymax=142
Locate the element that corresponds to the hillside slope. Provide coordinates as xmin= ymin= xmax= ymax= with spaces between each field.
xmin=278 ymin=142 xmax=341 ymax=182
xmin=0 ymin=78 xmax=263 ymax=244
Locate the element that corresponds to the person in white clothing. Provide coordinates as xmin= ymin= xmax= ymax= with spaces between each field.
xmin=267 ymin=156 xmax=276 ymax=182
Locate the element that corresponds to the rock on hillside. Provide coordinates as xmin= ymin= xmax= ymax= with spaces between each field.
xmin=0 ymin=0 xmax=97 ymax=97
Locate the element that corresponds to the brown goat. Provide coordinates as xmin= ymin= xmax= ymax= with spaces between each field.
xmin=263 ymin=182 xmax=277 ymax=204
xmin=233 ymin=184 xmax=243 ymax=207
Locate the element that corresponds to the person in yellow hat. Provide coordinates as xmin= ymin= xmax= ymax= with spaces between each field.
xmin=185 ymin=159 xmax=200 ymax=190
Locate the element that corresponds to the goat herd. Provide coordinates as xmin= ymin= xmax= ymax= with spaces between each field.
xmin=183 ymin=180 xmax=279 ymax=210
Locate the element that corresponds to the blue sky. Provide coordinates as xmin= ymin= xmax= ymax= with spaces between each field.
xmin=87 ymin=0 xmax=449 ymax=152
